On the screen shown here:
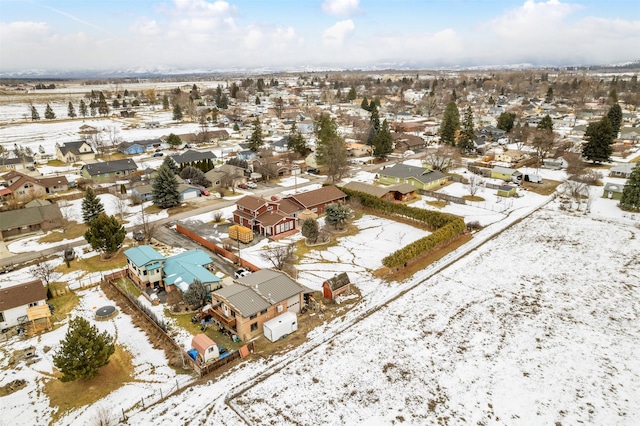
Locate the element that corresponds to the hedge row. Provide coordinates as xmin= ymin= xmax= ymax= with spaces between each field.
xmin=342 ymin=187 xmax=466 ymax=269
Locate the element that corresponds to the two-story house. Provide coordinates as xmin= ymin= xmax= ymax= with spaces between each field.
xmin=56 ymin=141 xmax=96 ymax=164
xmin=0 ymin=279 xmax=47 ymax=329
xmin=210 ymin=269 xmax=308 ymax=341
xmin=2 ymin=171 xmax=69 ymax=201
xmin=233 ymin=195 xmax=296 ymax=238
xmin=378 ymin=163 xmax=448 ymax=191
xmin=80 ymin=159 xmax=138 ymax=183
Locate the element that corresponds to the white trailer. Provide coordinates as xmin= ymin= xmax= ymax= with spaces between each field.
xmin=524 ymin=174 xmax=543 ymax=183
xmin=263 ymin=311 xmax=298 ymax=342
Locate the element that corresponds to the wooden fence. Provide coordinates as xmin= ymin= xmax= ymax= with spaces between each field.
xmin=187 ymin=341 xmax=255 ymax=377
xmin=176 ymin=224 xmax=260 ymax=271
xmin=417 ymin=189 xmax=467 ymax=205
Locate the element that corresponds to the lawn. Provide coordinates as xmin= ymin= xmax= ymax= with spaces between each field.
xmin=55 ymin=251 xmax=127 ymax=274
xmin=38 ymin=221 xmax=87 ymax=243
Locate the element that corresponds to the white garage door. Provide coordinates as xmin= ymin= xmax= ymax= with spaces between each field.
xmin=182 ymin=191 xmax=198 ymax=200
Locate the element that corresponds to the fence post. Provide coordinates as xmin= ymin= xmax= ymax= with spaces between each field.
xmin=122 ymin=408 xmax=127 ymax=422
xmin=176 ymin=379 xmax=179 ymax=391
xmin=141 ymin=397 xmax=145 ymax=409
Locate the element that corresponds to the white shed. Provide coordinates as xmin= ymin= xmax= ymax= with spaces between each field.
xmin=191 ymin=333 xmax=219 ymax=364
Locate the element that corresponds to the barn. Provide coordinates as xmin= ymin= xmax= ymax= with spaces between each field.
xmin=322 ymin=272 xmax=351 ymax=300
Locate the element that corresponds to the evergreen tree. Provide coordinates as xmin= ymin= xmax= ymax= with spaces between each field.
xmin=248 ymin=119 xmax=263 ymax=151
xmin=325 ymin=202 xmax=350 ymax=230
xmin=183 ymin=279 xmax=208 ymax=307
xmin=233 ymin=122 xmax=240 ymax=131
xmin=287 ymin=122 xmax=308 ymax=156
xmin=439 ymin=101 xmax=460 ymax=146
xmin=152 ymin=164 xmax=180 ymax=208
xmin=314 ymin=114 xmax=348 ymax=182
xmin=79 ymin=99 xmax=87 ymax=117
xmin=98 ymin=92 xmax=109 ymax=116
xmin=162 ymin=94 xmax=170 ymax=110
xmin=165 ymin=133 xmax=182 ymax=149
xmin=255 ymin=96 xmax=261 ymax=105
xmin=180 ymin=166 xmax=211 ymax=187
xmin=607 ymin=103 xmax=622 ymax=140
xmin=218 ymin=93 xmax=229 ymax=109
xmin=457 ymin=106 xmax=476 ymax=154
xmin=360 ymin=97 xmax=369 ymax=111
xmin=372 ymin=119 xmax=393 ymax=159
xmin=582 ymin=117 xmax=613 ymax=163
xmin=30 ymin=105 xmax=40 ymax=121
xmin=81 ymin=187 xmax=105 ymax=223
xmin=620 ymin=163 xmax=640 ymax=212
xmin=301 ymin=218 xmax=319 ymax=243
xmin=53 ymin=317 xmax=115 ymax=382
xmin=367 ymin=103 xmax=381 ymax=145
xmin=44 ymin=103 xmax=56 ymax=119
xmin=347 ymin=86 xmax=357 ymax=102
xmin=496 ymin=112 xmax=516 ymax=133
xmin=84 ymin=212 xmax=126 ymax=258
xmin=67 ymin=102 xmax=77 ymax=118
xmin=90 ymin=102 xmax=97 ymax=117
xmin=112 ymin=99 xmax=120 ymax=108
xmin=537 ymin=114 xmax=554 ymax=132
xmin=172 ymin=103 xmax=183 ymax=121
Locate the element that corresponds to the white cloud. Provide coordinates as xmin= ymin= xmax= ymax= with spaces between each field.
xmin=0 ymin=21 xmax=50 ymax=41
xmin=323 ymin=19 xmax=355 ymax=47
xmin=130 ymin=17 xmax=160 ymax=37
xmin=244 ymin=27 xmax=263 ymax=49
xmin=172 ymin=0 xmax=236 ymax=17
xmin=321 ymin=0 xmax=361 ymax=17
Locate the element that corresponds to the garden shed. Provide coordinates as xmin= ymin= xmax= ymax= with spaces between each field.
xmin=191 ymin=333 xmax=219 ymax=364
xmin=322 ymin=272 xmax=351 ymax=300
xmin=497 ymin=185 xmax=517 ymax=198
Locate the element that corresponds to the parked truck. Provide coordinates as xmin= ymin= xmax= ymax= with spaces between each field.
xmin=263 ymin=311 xmax=298 ymax=342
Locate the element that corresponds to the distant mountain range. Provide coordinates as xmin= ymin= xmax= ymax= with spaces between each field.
xmin=1 ymin=60 xmax=638 ymax=80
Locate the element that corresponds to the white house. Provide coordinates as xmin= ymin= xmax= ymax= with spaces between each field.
xmin=0 ymin=279 xmax=47 ymax=329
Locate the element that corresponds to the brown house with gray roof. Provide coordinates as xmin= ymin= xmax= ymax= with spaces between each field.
xmin=0 ymin=279 xmax=47 ymax=329
xmin=0 ymin=201 xmax=63 ymax=241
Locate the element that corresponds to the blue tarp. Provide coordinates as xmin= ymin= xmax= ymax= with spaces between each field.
xmin=187 ymin=349 xmax=198 ymax=361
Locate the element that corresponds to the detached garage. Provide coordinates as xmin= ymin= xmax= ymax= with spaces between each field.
xmin=178 ymin=184 xmax=201 ymax=201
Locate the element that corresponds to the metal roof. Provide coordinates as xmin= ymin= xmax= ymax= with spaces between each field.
xmin=124 ymin=245 xmax=165 ymax=267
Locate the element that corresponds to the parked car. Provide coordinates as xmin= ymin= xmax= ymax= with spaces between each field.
xmin=307 ymin=168 xmax=320 ymax=175
xmin=200 ymin=189 xmax=210 ymax=196
xmin=234 ymin=268 xmax=251 ymax=279
xmin=246 ymin=181 xmax=257 ymax=189
xmin=270 ymin=195 xmax=281 ymax=201
xmin=238 ymin=183 xmax=248 ymax=189
xmin=152 ymin=152 xmax=164 ymax=157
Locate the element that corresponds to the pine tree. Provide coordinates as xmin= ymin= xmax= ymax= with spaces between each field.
xmin=81 ymin=187 xmax=105 ymax=223
xmin=30 ymin=105 xmax=40 ymax=121
xmin=98 ymin=92 xmax=109 ymax=116
xmin=537 ymin=114 xmax=554 ymax=132
xmin=162 ymin=95 xmax=170 ymax=110
xmin=582 ymin=116 xmax=613 ymax=163
xmin=44 ymin=103 xmax=56 ymax=120
xmin=439 ymin=101 xmax=460 ymax=146
xmin=172 ymin=103 xmax=183 ymax=121
xmin=620 ymin=163 xmax=640 ymax=212
xmin=53 ymin=317 xmax=115 ymax=382
xmin=497 ymin=112 xmax=516 ymax=133
xmin=325 ymin=202 xmax=350 ymax=230
xmin=361 ymin=97 xmax=369 ymax=111
xmin=84 ymin=212 xmax=126 ymax=258
xmin=152 ymin=164 xmax=180 ymax=208
xmin=315 ymin=114 xmax=348 ymax=182
xmin=90 ymin=102 xmax=97 ymax=117
xmin=301 ymin=218 xmax=319 ymax=243
xmin=607 ymin=103 xmax=622 ymax=140
xmin=373 ymin=119 xmax=393 ymax=159
xmin=183 ymin=279 xmax=207 ymax=307
xmin=67 ymin=102 xmax=77 ymax=118
xmin=457 ymin=106 xmax=476 ymax=154
xmin=367 ymin=103 xmax=380 ymax=145
xmin=79 ymin=99 xmax=87 ymax=117
xmin=255 ymin=96 xmax=261 ymax=105
xmin=165 ymin=133 xmax=182 ymax=149
xmin=347 ymin=86 xmax=357 ymax=102
xmin=287 ymin=123 xmax=308 ymax=156
xmin=248 ymin=119 xmax=263 ymax=151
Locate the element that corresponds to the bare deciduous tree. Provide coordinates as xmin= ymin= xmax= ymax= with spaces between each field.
xmin=30 ymin=256 xmax=58 ymax=292
xmin=423 ymin=145 xmax=460 ymax=172
xmin=92 ymin=405 xmax=117 ymax=426
xmin=260 ymin=243 xmax=296 ymax=273
xmin=466 ymin=173 xmax=484 ymax=197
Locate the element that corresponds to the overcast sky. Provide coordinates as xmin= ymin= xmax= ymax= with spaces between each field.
xmin=1 ymin=0 xmax=639 ymax=74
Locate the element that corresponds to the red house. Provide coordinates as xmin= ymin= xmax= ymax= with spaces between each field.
xmin=286 ymin=186 xmax=347 ymax=215
xmin=233 ymin=195 xmax=297 ymax=238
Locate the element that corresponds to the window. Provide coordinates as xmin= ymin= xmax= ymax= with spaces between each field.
xmin=260 ymin=309 xmax=267 ymax=315
xmin=0 ymin=312 xmax=4 ymax=322
xmin=28 ymin=302 xmax=38 ymax=307
xmin=250 ymin=322 xmax=258 ymax=332
xmin=249 ymin=313 xmax=257 ymax=320
xmin=143 ymin=270 xmax=147 ymax=276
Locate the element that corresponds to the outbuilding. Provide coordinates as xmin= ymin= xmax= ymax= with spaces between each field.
xmin=263 ymin=311 xmax=298 ymax=342
xmin=322 ymin=272 xmax=351 ymax=300
xmin=191 ymin=333 xmax=219 ymax=364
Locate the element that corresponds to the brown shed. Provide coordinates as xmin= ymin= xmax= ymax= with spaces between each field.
xmin=322 ymin=272 xmax=351 ymax=300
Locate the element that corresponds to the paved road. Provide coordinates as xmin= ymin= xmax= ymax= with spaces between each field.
xmin=0 ymin=174 xmax=327 ymax=269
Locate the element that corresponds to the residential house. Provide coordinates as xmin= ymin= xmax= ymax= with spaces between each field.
xmin=171 ymin=150 xmax=217 ymax=168
xmin=609 ymin=163 xmax=636 ymax=179
xmin=204 ymin=164 xmax=246 ymax=190
xmin=378 ymin=163 xmax=448 ymax=191
xmin=495 ymin=150 xmax=526 ymax=165
xmin=124 ymin=246 xmax=221 ymax=293
xmin=346 ymin=142 xmax=373 ymax=158
xmin=322 ymin=272 xmax=351 ymax=300
xmin=392 ymin=133 xmax=425 ymax=152
xmin=491 ymin=166 xmax=521 ymax=182
xmin=56 ymin=141 xmax=96 ymax=163
xmin=2 ymin=171 xmax=68 ymax=201
xmin=478 ymin=126 xmax=506 ymax=141
xmin=543 ymin=157 xmax=568 ymax=170
xmin=0 ymin=201 xmax=63 ymax=241
xmin=342 ymin=181 xmax=416 ymax=202
xmin=78 ymin=124 xmax=98 ymax=135
xmin=131 ymin=183 xmax=201 ymax=202
xmin=233 ymin=195 xmax=296 ymax=238
xmin=0 ymin=279 xmax=47 ymax=329
xmin=210 ymin=269 xmax=308 ymax=341
xmin=80 ymin=159 xmax=138 ymax=183
xmin=117 ymin=141 xmax=145 ymax=155
xmin=0 ymin=156 xmax=35 ymax=173
xmin=285 ymin=186 xmax=347 ymax=215
xmin=602 ymin=182 xmax=624 ymax=200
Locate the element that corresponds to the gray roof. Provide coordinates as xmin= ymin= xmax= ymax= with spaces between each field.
xmin=610 ymin=163 xmax=636 ymax=175
xmin=0 ymin=203 xmax=62 ymax=231
xmin=603 ymin=182 xmax=624 ymax=193
xmin=171 ymin=149 xmax=217 ymax=165
xmin=342 ymin=181 xmax=390 ymax=198
xmin=82 ymin=159 xmax=138 ymax=176
xmin=214 ymin=269 xmax=305 ymax=317
xmin=381 ymin=163 xmax=447 ymax=184
xmin=58 ymin=141 xmax=94 ymax=156
xmin=492 ymin=166 xmax=517 ymax=175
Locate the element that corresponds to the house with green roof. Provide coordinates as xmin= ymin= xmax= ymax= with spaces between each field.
xmin=124 ymin=246 xmax=220 ymax=294
xmin=378 ymin=163 xmax=448 ymax=191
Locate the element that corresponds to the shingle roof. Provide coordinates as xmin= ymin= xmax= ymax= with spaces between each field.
xmin=58 ymin=141 xmax=93 ymax=156
xmin=82 ymin=159 xmax=138 ymax=176
xmin=0 ymin=204 xmax=62 ymax=231
xmin=325 ymin=272 xmax=350 ymax=291
xmin=0 ymin=280 xmax=46 ymax=310
xmin=171 ymin=150 xmax=217 ymax=164
xmin=236 ymin=195 xmax=268 ymax=212
xmin=342 ymin=181 xmax=390 ymax=198
xmin=287 ymin=186 xmax=346 ymax=208
xmin=381 ymin=163 xmax=447 ymax=184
